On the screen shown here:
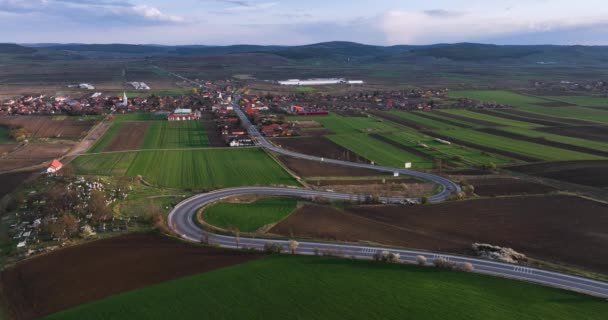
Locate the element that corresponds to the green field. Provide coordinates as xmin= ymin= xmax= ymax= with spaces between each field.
xmin=141 ymin=121 xmax=209 ymax=149
xmin=449 ymin=90 xmax=608 ymax=124
xmin=46 ymin=255 xmax=608 ymax=320
xmin=291 ymin=113 xmax=399 ymax=135
xmin=73 ymin=148 xmax=299 ymax=190
xmin=441 ymin=109 xmax=539 ymax=128
xmin=113 ymin=113 xmax=167 ymax=121
xmin=329 ymin=133 xmax=432 ymax=168
xmin=0 ymin=126 xmax=10 ymax=144
xmin=500 ymin=127 xmax=608 ymax=153
xmin=444 ymin=129 xmax=604 ymax=161
xmin=203 ymin=198 xmax=298 ymax=232
xmin=543 ymin=96 xmax=608 ymax=108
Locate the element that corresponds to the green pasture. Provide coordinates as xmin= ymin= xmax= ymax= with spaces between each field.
xmin=203 ymin=198 xmax=298 ymax=232
xmin=47 ymin=255 xmax=608 ymax=320
xmin=141 ymin=121 xmax=209 ymax=149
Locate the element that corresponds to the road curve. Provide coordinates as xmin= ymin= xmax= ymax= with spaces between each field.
xmin=167 ymin=90 xmax=608 ymax=298
xmin=168 ymin=186 xmax=608 ymax=299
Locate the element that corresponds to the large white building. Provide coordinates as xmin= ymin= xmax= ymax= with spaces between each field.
xmin=278 ymin=78 xmax=364 ymax=86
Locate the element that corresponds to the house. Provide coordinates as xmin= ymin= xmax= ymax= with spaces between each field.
xmin=47 ymin=159 xmax=63 ymax=173
xmin=168 ymin=108 xmax=200 ymax=121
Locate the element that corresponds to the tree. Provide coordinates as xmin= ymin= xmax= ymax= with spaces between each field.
xmin=263 ymin=242 xmax=283 ymax=254
xmin=288 ymin=240 xmax=299 ymax=254
xmin=459 ymin=262 xmax=474 ymax=272
xmin=89 ymin=190 xmax=111 ymax=223
xmin=416 ymin=255 xmax=427 ymax=266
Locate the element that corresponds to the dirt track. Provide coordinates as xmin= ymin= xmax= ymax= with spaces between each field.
xmin=271 ymin=195 xmax=608 ymax=274
xmin=0 ymin=233 xmax=262 ymax=320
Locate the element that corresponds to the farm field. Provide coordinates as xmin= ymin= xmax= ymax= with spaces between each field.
xmin=289 ymin=113 xmax=399 ymax=135
xmin=277 ymin=156 xmax=389 ymax=178
xmin=0 ymin=233 xmax=262 ymax=320
xmin=0 ymin=116 xmax=96 ymax=139
xmin=462 ymin=177 xmax=556 ymax=197
xmin=509 ymin=160 xmax=608 ymax=188
xmin=203 ymin=198 xmax=298 ymax=232
xmin=141 ymin=121 xmax=209 ymax=149
xmin=45 ymin=255 xmax=608 ymax=320
xmin=73 ymin=148 xmax=299 ymax=190
xmin=271 ymin=136 xmax=369 ymax=163
xmin=542 ymin=96 xmax=608 ymax=108
xmin=448 ymin=90 xmax=608 ymax=124
xmin=272 ymin=195 xmax=608 ymax=273
xmin=0 ymin=125 xmax=9 ymax=143
xmin=0 ymin=171 xmax=36 ymax=198
xmin=440 ymin=109 xmax=539 ymax=128
xmin=435 ymin=129 xmax=604 ymax=161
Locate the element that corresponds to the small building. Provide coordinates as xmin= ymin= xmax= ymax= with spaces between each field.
xmin=168 ymin=108 xmax=200 ymax=121
xmin=47 ymin=159 xmax=63 ymax=173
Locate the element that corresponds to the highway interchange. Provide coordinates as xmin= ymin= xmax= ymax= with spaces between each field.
xmin=168 ymin=95 xmax=608 ymax=299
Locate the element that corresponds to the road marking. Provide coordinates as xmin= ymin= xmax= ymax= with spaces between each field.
xmin=513 ymin=266 xmax=534 ymax=275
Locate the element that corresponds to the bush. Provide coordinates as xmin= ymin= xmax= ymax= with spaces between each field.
xmin=416 ymin=255 xmax=427 ymax=266
xmin=420 ymin=196 xmax=429 ymax=205
xmin=263 ymin=242 xmax=283 ymax=254
xmin=373 ymin=250 xmax=400 ymax=263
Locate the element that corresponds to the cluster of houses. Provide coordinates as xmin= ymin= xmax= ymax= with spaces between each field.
xmin=532 ymin=79 xmax=608 ymax=95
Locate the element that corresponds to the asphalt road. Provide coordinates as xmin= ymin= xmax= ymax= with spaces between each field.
xmin=167 ymin=91 xmax=608 ymax=298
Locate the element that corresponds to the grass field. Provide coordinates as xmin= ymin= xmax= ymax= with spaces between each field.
xmin=328 ymin=133 xmax=433 ymax=168
xmin=501 ymin=127 xmax=608 ymax=153
xmin=441 ymin=109 xmax=539 ymax=128
xmin=543 ymin=96 xmax=608 ymax=108
xmin=444 ymin=129 xmax=604 ymax=161
xmin=46 ymin=255 xmax=608 ymax=320
xmin=291 ymin=113 xmax=399 ymax=135
xmin=0 ymin=126 xmax=10 ymax=144
xmin=73 ymin=148 xmax=299 ymax=190
xmin=141 ymin=121 xmax=209 ymax=149
xmin=113 ymin=113 xmax=166 ymax=121
xmin=449 ymin=90 xmax=608 ymax=124
xmin=203 ymin=198 xmax=298 ymax=232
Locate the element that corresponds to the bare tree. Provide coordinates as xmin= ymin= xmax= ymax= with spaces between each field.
xmin=416 ymin=255 xmax=427 ymax=266
xmin=288 ymin=240 xmax=299 ymax=254
xmin=89 ymin=190 xmax=111 ymax=223
xmin=459 ymin=262 xmax=474 ymax=272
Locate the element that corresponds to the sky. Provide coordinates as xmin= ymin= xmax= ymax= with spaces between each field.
xmin=1 ymin=0 xmax=607 ymax=45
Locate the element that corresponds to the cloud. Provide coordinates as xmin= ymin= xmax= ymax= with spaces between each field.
xmin=379 ymin=9 xmax=608 ymax=45
xmin=0 ymin=0 xmax=183 ymax=25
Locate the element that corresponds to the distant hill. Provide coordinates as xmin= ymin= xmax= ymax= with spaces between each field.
xmin=4 ymin=42 xmax=608 ymax=64
xmin=0 ymin=43 xmax=37 ymax=54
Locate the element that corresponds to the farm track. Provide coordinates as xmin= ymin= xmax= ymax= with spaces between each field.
xmin=421 ymin=130 xmax=541 ymax=162
xmin=477 ymin=128 xmax=608 ymax=157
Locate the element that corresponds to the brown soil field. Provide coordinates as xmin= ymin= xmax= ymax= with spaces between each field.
xmin=271 ymin=136 xmax=369 ymax=163
xmin=472 ymin=109 xmax=565 ymax=126
xmin=0 ymin=233 xmax=262 ymax=320
xmin=7 ymin=143 xmax=73 ymax=159
xmin=0 ymin=171 xmax=36 ymax=198
xmin=271 ymin=195 xmax=608 ymax=273
xmin=478 ymin=128 xmax=608 ymax=157
xmin=417 ymin=112 xmax=473 ymax=128
xmin=423 ymin=131 xmax=539 ymax=162
xmin=201 ymin=113 xmax=226 ymax=147
xmin=464 ymin=177 xmax=557 ymax=196
xmin=367 ymin=110 xmax=432 ymax=130
xmin=434 ymin=110 xmax=505 ymax=127
xmin=300 ymin=128 xmax=336 ymax=136
xmin=103 ymin=122 xmax=149 ymax=152
xmin=446 ymin=168 xmax=493 ymax=175
xmin=500 ymin=109 xmax=594 ymax=125
xmin=509 ymin=160 xmax=608 ymax=188
xmin=0 ymin=116 xmax=95 ymax=139
xmin=536 ymin=125 xmax=608 ymax=143
xmin=278 ymin=156 xmax=386 ymax=177
xmin=0 ymin=144 xmax=17 ymax=154
xmin=306 ymin=177 xmax=419 ymax=186
xmin=0 ymin=159 xmax=43 ymax=172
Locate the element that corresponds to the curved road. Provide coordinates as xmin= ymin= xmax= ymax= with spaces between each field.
xmin=168 ymin=95 xmax=608 ymax=298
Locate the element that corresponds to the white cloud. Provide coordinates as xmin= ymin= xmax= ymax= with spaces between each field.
xmin=379 ymin=9 xmax=608 ymax=44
